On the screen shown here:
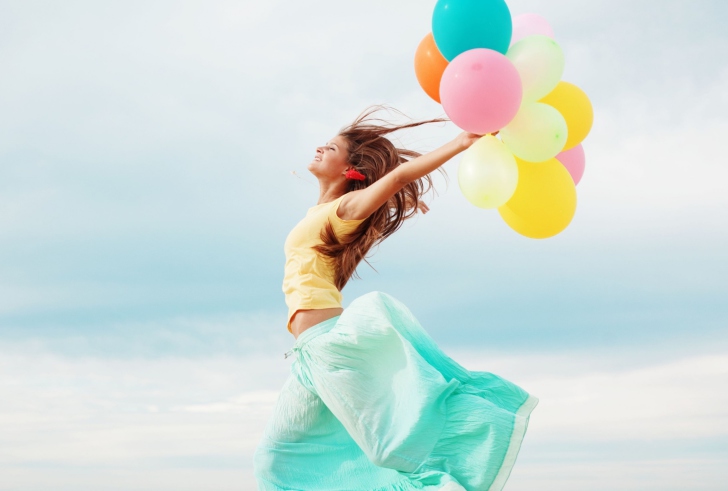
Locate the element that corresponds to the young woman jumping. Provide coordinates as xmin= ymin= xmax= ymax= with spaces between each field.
xmin=254 ymin=107 xmax=537 ymax=491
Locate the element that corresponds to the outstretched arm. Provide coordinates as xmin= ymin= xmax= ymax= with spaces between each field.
xmin=339 ymin=132 xmax=481 ymax=220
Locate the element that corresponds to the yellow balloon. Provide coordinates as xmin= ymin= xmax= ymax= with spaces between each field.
xmin=498 ymin=157 xmax=577 ymax=239
xmin=540 ymin=81 xmax=593 ymax=151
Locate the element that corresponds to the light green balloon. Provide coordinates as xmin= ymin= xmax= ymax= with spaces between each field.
xmin=458 ymin=135 xmax=518 ymax=209
xmin=506 ymin=35 xmax=565 ymax=103
xmin=501 ymin=102 xmax=568 ymax=162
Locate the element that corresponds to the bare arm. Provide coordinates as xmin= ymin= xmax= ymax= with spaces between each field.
xmin=339 ymin=132 xmax=481 ymax=220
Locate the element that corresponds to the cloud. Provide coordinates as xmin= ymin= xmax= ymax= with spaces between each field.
xmin=0 ymin=0 xmax=726 ymax=361
xmin=1 ymin=1 xmax=727 ymax=489
xmin=450 ymin=350 xmax=728 ymax=440
xmin=0 ymin=310 xmax=292 ymax=358
xmin=1 ymin=347 xmax=726 ymax=490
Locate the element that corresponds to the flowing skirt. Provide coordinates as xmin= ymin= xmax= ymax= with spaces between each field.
xmin=254 ymin=292 xmax=537 ymax=490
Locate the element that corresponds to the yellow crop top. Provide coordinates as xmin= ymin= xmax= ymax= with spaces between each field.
xmin=282 ymin=195 xmax=366 ymax=332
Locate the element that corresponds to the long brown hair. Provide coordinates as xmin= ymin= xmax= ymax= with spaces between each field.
xmin=313 ymin=105 xmax=448 ymax=290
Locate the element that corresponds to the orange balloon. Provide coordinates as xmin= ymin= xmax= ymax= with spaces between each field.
xmin=414 ymin=33 xmax=449 ymax=103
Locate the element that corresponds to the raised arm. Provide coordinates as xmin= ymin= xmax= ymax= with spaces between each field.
xmin=339 ymin=132 xmax=481 ymax=221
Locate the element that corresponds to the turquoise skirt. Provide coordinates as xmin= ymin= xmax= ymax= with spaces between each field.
xmin=254 ymin=292 xmax=537 ymax=491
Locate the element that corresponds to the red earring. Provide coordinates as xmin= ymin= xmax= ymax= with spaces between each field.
xmin=345 ymin=169 xmax=366 ymax=181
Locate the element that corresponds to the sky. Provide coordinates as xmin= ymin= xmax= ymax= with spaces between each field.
xmin=0 ymin=0 xmax=727 ymax=490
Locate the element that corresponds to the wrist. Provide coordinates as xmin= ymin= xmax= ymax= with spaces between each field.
xmin=453 ymin=136 xmax=469 ymax=153
xmin=446 ymin=136 xmax=463 ymax=153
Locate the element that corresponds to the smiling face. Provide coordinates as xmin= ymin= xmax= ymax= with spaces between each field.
xmin=307 ymin=135 xmax=350 ymax=181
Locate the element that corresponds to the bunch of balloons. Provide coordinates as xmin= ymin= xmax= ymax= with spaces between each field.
xmin=414 ymin=1 xmax=594 ymax=239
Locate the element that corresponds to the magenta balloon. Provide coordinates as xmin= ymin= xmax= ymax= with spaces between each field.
xmin=555 ymin=144 xmax=585 ymax=185
xmin=511 ymin=13 xmax=554 ymax=45
xmin=440 ymin=48 xmax=522 ymax=135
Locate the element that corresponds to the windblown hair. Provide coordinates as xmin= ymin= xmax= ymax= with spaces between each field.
xmin=313 ymin=105 xmax=447 ymax=290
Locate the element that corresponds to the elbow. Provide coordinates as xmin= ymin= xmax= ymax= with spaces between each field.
xmin=393 ymin=167 xmax=413 ymax=186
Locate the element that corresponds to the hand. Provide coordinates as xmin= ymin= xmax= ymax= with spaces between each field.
xmin=455 ymin=131 xmax=482 ymax=151
xmin=454 ymin=130 xmax=499 ymax=152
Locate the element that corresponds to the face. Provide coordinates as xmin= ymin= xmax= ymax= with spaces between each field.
xmin=308 ymin=135 xmax=350 ymax=180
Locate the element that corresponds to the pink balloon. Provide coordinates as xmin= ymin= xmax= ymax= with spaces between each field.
xmin=556 ymin=144 xmax=585 ymax=185
xmin=440 ymin=48 xmax=522 ymax=135
xmin=511 ymin=13 xmax=555 ymax=45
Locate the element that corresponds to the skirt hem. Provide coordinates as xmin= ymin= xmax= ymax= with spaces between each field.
xmin=488 ymin=395 xmax=539 ymax=491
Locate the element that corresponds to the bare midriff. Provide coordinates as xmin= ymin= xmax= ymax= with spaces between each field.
xmin=290 ymin=307 xmax=344 ymax=339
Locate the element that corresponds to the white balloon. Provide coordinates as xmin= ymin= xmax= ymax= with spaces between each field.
xmin=501 ymin=103 xmax=568 ymax=163
xmin=458 ymin=136 xmax=519 ymax=209
xmin=506 ymin=35 xmax=565 ymax=103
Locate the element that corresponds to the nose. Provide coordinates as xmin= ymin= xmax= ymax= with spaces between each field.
xmin=316 ymin=146 xmax=323 ymax=154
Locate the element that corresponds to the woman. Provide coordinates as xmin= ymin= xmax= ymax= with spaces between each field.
xmin=254 ymin=107 xmax=537 ymax=491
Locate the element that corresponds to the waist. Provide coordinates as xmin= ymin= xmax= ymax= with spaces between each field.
xmin=291 ymin=308 xmax=343 ymax=339
xmin=293 ymin=313 xmax=341 ymax=348
xmin=284 ymin=282 xmax=344 ymax=333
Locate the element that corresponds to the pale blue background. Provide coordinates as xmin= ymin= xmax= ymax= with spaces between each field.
xmin=1 ymin=1 xmax=727 ymax=490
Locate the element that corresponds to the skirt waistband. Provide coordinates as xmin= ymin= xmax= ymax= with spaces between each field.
xmin=284 ymin=315 xmax=341 ymax=359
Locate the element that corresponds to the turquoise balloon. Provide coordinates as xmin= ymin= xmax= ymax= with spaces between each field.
xmin=432 ymin=0 xmax=512 ymax=61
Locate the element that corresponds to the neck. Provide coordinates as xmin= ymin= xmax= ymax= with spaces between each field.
xmin=317 ymin=183 xmax=346 ymax=205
